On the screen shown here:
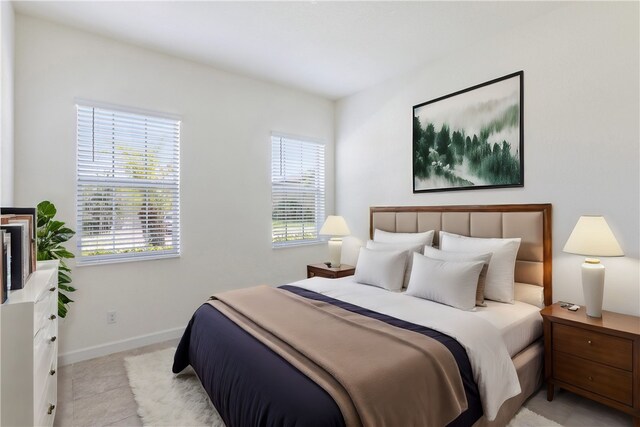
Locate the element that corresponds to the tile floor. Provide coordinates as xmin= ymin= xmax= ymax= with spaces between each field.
xmin=55 ymin=339 xmax=633 ymax=427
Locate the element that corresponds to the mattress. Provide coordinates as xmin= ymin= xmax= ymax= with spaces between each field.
xmin=293 ymin=276 xmax=542 ymax=358
xmin=473 ymin=300 xmax=543 ymax=357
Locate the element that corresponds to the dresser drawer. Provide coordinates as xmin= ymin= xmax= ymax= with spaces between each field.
xmin=33 ymin=285 xmax=58 ymax=336
xmin=553 ymin=323 xmax=633 ymax=370
xmin=34 ymin=290 xmax=57 ymax=336
xmin=35 ymin=339 xmax=57 ymax=414
xmin=35 ymin=367 xmax=57 ymax=427
xmin=34 ymin=321 xmax=57 ymax=391
xmin=553 ymin=351 xmax=633 ymax=406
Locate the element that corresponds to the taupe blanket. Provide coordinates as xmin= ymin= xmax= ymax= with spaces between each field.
xmin=208 ymin=286 xmax=467 ymax=427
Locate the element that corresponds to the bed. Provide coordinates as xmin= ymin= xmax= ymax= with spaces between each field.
xmin=173 ymin=203 xmax=553 ymax=427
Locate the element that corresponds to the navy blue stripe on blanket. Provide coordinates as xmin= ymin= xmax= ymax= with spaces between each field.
xmin=280 ymin=285 xmax=482 ymax=427
xmin=173 ymin=285 xmax=482 ymax=427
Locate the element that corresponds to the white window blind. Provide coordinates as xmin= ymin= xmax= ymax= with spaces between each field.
xmin=76 ymin=104 xmax=180 ymax=265
xmin=271 ymin=135 xmax=325 ymax=247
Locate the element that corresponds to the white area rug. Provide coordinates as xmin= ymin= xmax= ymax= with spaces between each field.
xmin=507 ymin=407 xmax=562 ymax=427
xmin=124 ymin=347 xmax=225 ymax=426
xmin=125 ymin=347 xmax=561 ymax=427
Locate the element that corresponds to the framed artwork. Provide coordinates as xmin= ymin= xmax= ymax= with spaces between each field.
xmin=413 ymin=71 xmax=523 ymax=193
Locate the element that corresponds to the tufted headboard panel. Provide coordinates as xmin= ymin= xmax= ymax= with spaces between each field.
xmin=370 ymin=204 xmax=552 ymax=306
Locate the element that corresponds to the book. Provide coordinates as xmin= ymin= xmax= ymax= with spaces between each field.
xmin=3 ymin=230 xmax=12 ymax=291
xmin=1 ymin=230 xmax=6 ymax=303
xmin=7 ymin=215 xmax=36 ymax=273
xmin=1 ymin=209 xmax=37 ymax=275
xmin=1 ymin=225 xmax=24 ymax=290
xmin=7 ymin=220 xmax=30 ymax=282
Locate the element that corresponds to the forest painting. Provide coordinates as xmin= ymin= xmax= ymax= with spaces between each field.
xmin=413 ymin=71 xmax=523 ymax=193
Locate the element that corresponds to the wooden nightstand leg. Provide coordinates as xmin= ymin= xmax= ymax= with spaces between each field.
xmin=546 ymin=383 xmax=554 ymax=401
xmin=633 ymin=416 xmax=639 ymax=427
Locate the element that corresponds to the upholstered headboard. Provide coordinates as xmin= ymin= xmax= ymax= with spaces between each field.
xmin=370 ymin=204 xmax=552 ymax=306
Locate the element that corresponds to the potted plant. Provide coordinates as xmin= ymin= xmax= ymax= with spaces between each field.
xmin=36 ymin=201 xmax=76 ymax=318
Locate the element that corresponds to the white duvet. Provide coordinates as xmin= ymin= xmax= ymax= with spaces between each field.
xmin=289 ymin=276 xmax=521 ymax=421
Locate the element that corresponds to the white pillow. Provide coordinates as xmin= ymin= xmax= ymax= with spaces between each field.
xmin=373 ymin=229 xmax=435 ymax=247
xmin=353 ymin=248 xmax=406 ymax=291
xmin=366 ymin=241 xmax=423 ymax=288
xmin=406 ymin=253 xmax=485 ymax=311
xmin=423 ymin=246 xmax=492 ymax=306
xmin=439 ymin=231 xmax=521 ymax=303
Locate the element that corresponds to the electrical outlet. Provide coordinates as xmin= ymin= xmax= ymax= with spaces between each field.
xmin=107 ymin=311 xmax=117 ymax=324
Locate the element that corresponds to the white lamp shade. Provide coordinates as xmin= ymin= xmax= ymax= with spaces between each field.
xmin=319 ymin=215 xmax=350 ymax=236
xmin=563 ymin=216 xmax=623 ymax=257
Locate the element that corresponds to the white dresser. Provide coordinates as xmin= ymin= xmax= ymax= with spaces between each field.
xmin=1 ymin=260 xmax=59 ymax=427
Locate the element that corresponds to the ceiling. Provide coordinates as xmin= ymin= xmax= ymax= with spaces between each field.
xmin=14 ymin=1 xmax=567 ymax=100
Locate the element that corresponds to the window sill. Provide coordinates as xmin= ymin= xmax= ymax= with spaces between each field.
xmin=76 ymin=252 xmax=180 ymax=267
xmin=272 ymin=240 xmax=326 ymax=250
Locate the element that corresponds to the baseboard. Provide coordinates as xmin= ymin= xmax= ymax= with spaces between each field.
xmin=58 ymin=326 xmax=184 ymax=366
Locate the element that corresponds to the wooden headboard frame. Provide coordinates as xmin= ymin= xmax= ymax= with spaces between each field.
xmin=369 ymin=204 xmax=552 ymax=306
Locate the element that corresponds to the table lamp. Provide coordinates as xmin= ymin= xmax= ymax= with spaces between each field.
xmin=319 ymin=216 xmax=350 ymax=268
xmin=563 ymin=215 xmax=624 ymax=317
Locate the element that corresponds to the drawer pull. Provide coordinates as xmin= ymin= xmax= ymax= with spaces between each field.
xmin=47 ymin=404 xmax=55 ymax=415
xmin=50 ymin=336 xmax=57 ymax=343
xmin=50 ymin=369 xmax=56 ymax=376
xmin=49 ymin=287 xmax=56 ymax=292
xmin=588 ymin=340 xmax=592 ymax=345
xmin=49 ymin=314 xmax=57 ymax=320
xmin=588 ymin=376 xmax=593 ymax=381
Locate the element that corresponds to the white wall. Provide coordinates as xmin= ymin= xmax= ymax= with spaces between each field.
xmin=0 ymin=1 xmax=14 ymax=205
xmin=14 ymin=15 xmax=335 ymax=360
xmin=335 ymin=3 xmax=640 ymax=315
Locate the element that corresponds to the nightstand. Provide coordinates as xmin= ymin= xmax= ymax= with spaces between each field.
xmin=541 ymin=303 xmax=640 ymax=427
xmin=307 ymin=264 xmax=355 ymax=279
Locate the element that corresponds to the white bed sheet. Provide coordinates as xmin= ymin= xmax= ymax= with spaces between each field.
xmin=474 ymin=300 xmax=542 ymax=357
xmin=289 ymin=275 xmax=521 ymax=421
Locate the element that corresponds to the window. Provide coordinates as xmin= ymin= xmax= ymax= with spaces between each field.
xmin=76 ymin=104 xmax=180 ymax=264
xmin=271 ymin=134 xmax=325 ymax=247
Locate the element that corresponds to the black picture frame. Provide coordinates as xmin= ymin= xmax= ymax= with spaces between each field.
xmin=413 ymin=71 xmax=524 ymax=193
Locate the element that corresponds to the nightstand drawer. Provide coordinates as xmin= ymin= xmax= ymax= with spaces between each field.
xmin=308 ymin=269 xmax=334 ymax=279
xmin=553 ymin=323 xmax=632 ymax=370
xmin=553 ymin=351 xmax=633 ymax=406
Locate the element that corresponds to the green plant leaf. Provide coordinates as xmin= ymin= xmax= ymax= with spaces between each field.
xmin=51 ymin=233 xmax=74 ymax=244
xmin=52 ymin=227 xmax=75 ymax=242
xmin=37 ymin=200 xmax=76 ymax=317
xmin=37 ymin=201 xmax=57 ymax=227
xmin=46 ymin=220 xmax=65 ymax=233
xmin=58 ymin=271 xmax=72 ymax=284
xmin=58 ymin=227 xmax=75 ymax=235
xmin=58 ymin=299 xmax=67 ymax=318
xmin=59 ymin=292 xmax=74 ymax=304
xmin=51 ymin=247 xmax=75 ymax=259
